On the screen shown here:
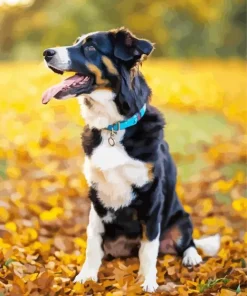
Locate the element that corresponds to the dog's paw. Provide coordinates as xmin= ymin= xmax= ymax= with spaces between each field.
xmin=141 ymin=277 xmax=158 ymax=293
xmin=73 ymin=267 xmax=98 ymax=284
xmin=183 ymin=247 xmax=202 ymax=266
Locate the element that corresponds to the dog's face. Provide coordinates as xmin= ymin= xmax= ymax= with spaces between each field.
xmin=42 ymin=28 xmax=153 ymax=128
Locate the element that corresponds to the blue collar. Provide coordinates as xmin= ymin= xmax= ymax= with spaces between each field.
xmin=106 ymin=104 xmax=147 ymax=131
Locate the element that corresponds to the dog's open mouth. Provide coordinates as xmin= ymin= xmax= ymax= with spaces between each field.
xmin=42 ymin=72 xmax=94 ymax=104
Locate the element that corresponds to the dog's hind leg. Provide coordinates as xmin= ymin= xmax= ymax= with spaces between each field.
xmin=182 ymin=245 xmax=202 ymax=266
xmin=175 ymin=215 xmax=203 ymax=266
xmin=183 ymin=234 xmax=221 ymax=266
xmin=160 ymin=213 xmax=202 ymax=266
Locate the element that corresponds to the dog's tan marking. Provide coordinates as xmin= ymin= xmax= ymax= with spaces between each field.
xmin=87 ymin=63 xmax=108 ymax=85
xmin=83 ymin=95 xmax=93 ymax=108
xmin=142 ymin=224 xmax=148 ymax=242
xmin=145 ymin=163 xmax=154 ymax=182
xmin=102 ymin=56 xmax=118 ymax=75
xmin=169 ymin=225 xmax=182 ymax=242
xmin=159 ymin=225 xmax=182 ymax=254
xmin=103 ymin=236 xmax=140 ymax=257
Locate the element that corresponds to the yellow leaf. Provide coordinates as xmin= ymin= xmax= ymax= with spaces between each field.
xmin=73 ymin=282 xmax=85 ymax=294
xmin=60 ymin=265 xmax=75 ymax=278
xmin=74 ymin=237 xmax=87 ymax=249
xmin=163 ymin=254 xmax=175 ymax=267
xmin=219 ymin=288 xmax=237 ymax=296
xmin=6 ymin=167 xmax=21 ymax=179
xmin=184 ymin=205 xmax=192 ymax=214
xmin=40 ymin=207 xmax=64 ymax=221
xmin=0 ymin=238 xmax=11 ymax=249
xmin=28 ymin=204 xmax=42 ymax=215
xmin=29 ymin=273 xmax=39 ymax=281
xmin=243 ymin=232 xmax=247 ymax=244
xmin=21 ymin=228 xmax=38 ymax=244
xmin=213 ymin=179 xmax=235 ymax=193
xmin=0 ymin=207 xmax=10 ymax=223
xmin=202 ymin=216 xmax=226 ymax=227
xmin=232 ymin=197 xmax=247 ymax=212
xmin=47 ymin=194 xmax=60 ymax=207
xmin=201 ymin=198 xmax=213 ymax=214
xmin=31 ymin=241 xmax=42 ymax=250
xmin=193 ymin=228 xmax=201 ymax=239
xmin=233 ymin=171 xmax=245 ymax=184
xmin=5 ymin=221 xmax=17 ymax=232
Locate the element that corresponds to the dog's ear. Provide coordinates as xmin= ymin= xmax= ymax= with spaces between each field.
xmin=111 ymin=28 xmax=154 ymax=62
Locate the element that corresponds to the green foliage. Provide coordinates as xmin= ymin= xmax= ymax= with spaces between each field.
xmin=4 ymin=258 xmax=15 ymax=267
xmin=236 ymin=284 xmax=241 ymax=294
xmin=0 ymin=159 xmax=7 ymax=179
xmin=198 ymin=278 xmax=230 ymax=293
xmin=0 ymin=0 xmax=246 ymax=60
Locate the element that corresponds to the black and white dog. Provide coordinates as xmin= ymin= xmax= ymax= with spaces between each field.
xmin=42 ymin=28 xmax=220 ymax=292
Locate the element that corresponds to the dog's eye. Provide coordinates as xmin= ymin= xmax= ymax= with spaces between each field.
xmin=85 ymin=45 xmax=96 ymax=52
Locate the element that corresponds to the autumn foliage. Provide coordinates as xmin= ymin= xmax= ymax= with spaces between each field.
xmin=0 ymin=60 xmax=246 ymax=295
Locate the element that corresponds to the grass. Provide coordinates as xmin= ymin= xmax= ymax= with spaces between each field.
xmin=164 ymin=108 xmax=238 ymax=181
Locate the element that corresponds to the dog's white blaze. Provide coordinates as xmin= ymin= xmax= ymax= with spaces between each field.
xmin=53 ymin=46 xmax=70 ymax=62
xmin=138 ymin=236 xmax=159 ymax=293
xmin=74 ymin=204 xmax=104 ymax=283
xmin=182 ymin=246 xmax=202 ymax=266
xmin=46 ymin=46 xmax=71 ymax=70
xmin=84 ymin=130 xmax=151 ymax=210
xmin=78 ymin=90 xmax=123 ymax=129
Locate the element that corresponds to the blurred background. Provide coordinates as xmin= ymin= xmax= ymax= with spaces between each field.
xmin=0 ymin=0 xmax=246 ymax=59
xmin=0 ymin=0 xmax=246 ymax=295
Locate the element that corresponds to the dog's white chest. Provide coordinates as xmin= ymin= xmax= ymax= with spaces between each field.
xmin=83 ymin=130 xmax=151 ymax=209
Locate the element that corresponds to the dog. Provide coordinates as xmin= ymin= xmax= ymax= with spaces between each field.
xmin=42 ymin=28 xmax=220 ymax=292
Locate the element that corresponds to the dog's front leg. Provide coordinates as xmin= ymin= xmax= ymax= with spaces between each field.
xmin=138 ymin=217 xmax=160 ymax=293
xmin=74 ymin=203 xmax=104 ymax=283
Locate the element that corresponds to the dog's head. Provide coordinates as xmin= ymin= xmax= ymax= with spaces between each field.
xmin=42 ymin=28 xmax=153 ymax=128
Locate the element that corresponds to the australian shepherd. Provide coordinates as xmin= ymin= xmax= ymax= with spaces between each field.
xmin=42 ymin=28 xmax=220 ymax=292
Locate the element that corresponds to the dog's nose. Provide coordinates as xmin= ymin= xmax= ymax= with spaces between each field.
xmin=43 ymin=49 xmax=56 ymax=62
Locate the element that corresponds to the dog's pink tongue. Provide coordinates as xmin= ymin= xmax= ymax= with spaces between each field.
xmin=42 ymin=74 xmax=82 ymax=104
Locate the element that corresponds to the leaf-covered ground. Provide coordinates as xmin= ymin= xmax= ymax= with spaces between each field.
xmin=0 ymin=60 xmax=246 ymax=295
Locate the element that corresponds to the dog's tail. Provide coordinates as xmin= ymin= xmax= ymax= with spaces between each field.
xmin=194 ymin=234 xmax=221 ymax=256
